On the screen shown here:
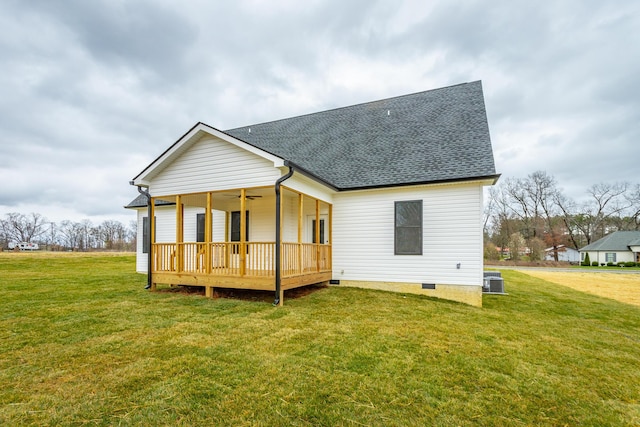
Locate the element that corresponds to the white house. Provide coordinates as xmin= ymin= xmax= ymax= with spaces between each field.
xmin=126 ymin=81 xmax=500 ymax=306
xmin=544 ymin=245 xmax=580 ymax=263
xmin=579 ymin=231 xmax=640 ymax=265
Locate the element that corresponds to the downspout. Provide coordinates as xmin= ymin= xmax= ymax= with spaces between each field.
xmin=274 ymin=164 xmax=294 ymax=306
xmin=132 ymin=182 xmax=153 ymax=290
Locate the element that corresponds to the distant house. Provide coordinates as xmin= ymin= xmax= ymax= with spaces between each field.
xmin=126 ymin=81 xmax=499 ymax=306
xmin=579 ymin=231 xmax=640 ymax=265
xmin=544 ymin=245 xmax=580 ymax=263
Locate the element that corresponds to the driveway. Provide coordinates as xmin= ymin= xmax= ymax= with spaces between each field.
xmin=488 ymin=265 xmax=640 ymax=275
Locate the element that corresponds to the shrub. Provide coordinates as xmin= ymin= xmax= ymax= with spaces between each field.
xmin=624 ymin=261 xmax=637 ymax=267
xmin=484 ymin=243 xmax=500 ymax=261
xmin=607 ymin=262 xmax=615 ymax=267
xmin=592 ymin=261 xmax=599 ymax=267
xmin=582 ymin=253 xmax=591 ymax=266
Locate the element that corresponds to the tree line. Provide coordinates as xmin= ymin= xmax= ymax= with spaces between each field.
xmin=4 ymin=173 xmax=639 ymax=257
xmin=484 ymin=171 xmax=640 ymax=261
xmin=0 ymin=212 xmax=136 ymax=251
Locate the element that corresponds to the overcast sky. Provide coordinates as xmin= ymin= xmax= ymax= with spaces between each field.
xmin=1 ymin=0 xmax=638 ymax=225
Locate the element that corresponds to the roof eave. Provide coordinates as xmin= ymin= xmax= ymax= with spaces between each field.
xmin=336 ymin=173 xmax=502 ymax=192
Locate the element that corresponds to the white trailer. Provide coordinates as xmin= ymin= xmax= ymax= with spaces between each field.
xmin=8 ymin=242 xmax=39 ymax=250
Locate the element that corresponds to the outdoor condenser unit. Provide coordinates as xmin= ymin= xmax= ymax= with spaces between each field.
xmin=483 ymin=271 xmax=506 ymax=294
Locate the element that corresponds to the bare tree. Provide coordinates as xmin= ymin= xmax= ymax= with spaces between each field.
xmin=558 ymin=182 xmax=631 ymax=246
xmin=623 ymin=183 xmax=640 ymax=230
xmin=491 ymin=171 xmax=565 ymax=259
xmin=508 ymin=232 xmax=525 ymax=261
xmin=0 ymin=220 xmax=9 ymax=248
xmin=554 ymin=192 xmax=582 ymax=249
xmin=1 ymin=211 xmax=137 ymax=251
xmin=529 ymin=171 xmax=565 ymax=260
xmin=1 ymin=212 xmax=48 ymax=244
xmin=128 ymin=220 xmax=138 ymax=251
xmin=78 ymin=219 xmax=93 ymax=251
xmin=58 ymin=220 xmax=83 ymax=250
xmin=98 ymin=220 xmax=128 ymax=250
xmin=486 ymin=185 xmax=516 ymax=255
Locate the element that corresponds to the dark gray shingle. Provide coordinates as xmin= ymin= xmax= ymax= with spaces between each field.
xmin=224 ymin=81 xmax=498 ymax=190
xmin=124 ymin=194 xmax=175 ymax=209
xmin=580 ymin=231 xmax=640 ymax=251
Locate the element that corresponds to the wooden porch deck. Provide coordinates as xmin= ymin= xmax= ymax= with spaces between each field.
xmin=151 ymin=241 xmax=332 ymax=295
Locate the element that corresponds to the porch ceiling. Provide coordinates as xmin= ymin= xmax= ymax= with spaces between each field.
xmin=167 ymin=187 xmax=331 ymax=213
xmin=175 ymin=187 xmax=275 ymax=211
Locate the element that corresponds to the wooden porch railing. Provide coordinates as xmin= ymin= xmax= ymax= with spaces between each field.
xmin=152 ymin=242 xmax=331 ymax=278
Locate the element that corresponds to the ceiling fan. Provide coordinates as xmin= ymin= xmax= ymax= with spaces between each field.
xmin=224 ymin=193 xmax=263 ymax=200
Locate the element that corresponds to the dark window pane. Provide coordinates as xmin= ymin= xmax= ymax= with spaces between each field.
xmin=231 ymin=211 xmax=240 ymax=242
xmin=230 ymin=211 xmax=249 ymax=254
xmin=196 ymin=213 xmax=205 ymax=242
xmin=142 ymin=216 xmax=149 ymax=254
xmin=230 ymin=211 xmax=249 ymax=242
xmin=395 ymin=228 xmax=421 ymax=254
xmin=395 ymin=200 xmax=422 ymax=255
xmin=312 ymin=219 xmax=325 ymax=244
xmin=396 ymin=201 xmax=422 ymax=227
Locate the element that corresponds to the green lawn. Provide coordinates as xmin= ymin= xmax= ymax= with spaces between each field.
xmin=1 ymin=253 xmax=639 ymax=426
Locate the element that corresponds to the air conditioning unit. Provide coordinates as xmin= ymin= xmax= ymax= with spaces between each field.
xmin=486 ymin=277 xmax=505 ymax=293
xmin=483 ymin=271 xmax=506 ymax=294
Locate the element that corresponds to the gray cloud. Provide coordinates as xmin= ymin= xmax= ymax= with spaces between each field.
xmin=0 ymin=0 xmax=638 ymax=223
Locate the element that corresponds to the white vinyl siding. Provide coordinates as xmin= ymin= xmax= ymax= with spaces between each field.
xmin=332 ymin=183 xmax=484 ymax=286
xmin=150 ymin=135 xmax=281 ymax=196
xmin=135 ymin=207 xmax=174 ymax=273
xmin=136 ymin=208 xmax=147 ymax=273
xmin=242 ymin=197 xmax=275 ymax=242
xmin=583 ymin=251 xmax=635 ymax=265
xmin=284 ymin=174 xmax=334 ymax=204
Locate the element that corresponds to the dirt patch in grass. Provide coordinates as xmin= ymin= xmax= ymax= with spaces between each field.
xmin=521 ymin=271 xmax=640 ymax=306
xmin=157 ymin=283 xmax=328 ymax=302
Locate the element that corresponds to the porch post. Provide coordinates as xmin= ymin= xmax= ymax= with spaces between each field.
xmin=328 ymin=203 xmax=333 ymax=271
xmin=224 ymin=211 xmax=230 ymax=269
xmin=205 ymin=192 xmax=212 ymax=274
xmin=240 ymin=188 xmax=246 ymax=276
xmin=149 ymin=195 xmax=156 ymax=290
xmin=315 ymin=199 xmax=320 ymax=273
xmin=176 ymin=195 xmax=183 ymax=273
xmin=298 ymin=192 xmax=303 ymax=275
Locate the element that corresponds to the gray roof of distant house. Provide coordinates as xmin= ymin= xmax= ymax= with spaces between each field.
xmin=580 ymin=231 xmax=640 ymax=251
xmin=224 ymin=80 xmax=498 ymax=190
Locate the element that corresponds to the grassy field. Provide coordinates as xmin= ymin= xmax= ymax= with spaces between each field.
xmin=1 ymin=253 xmax=639 ymax=426
xmin=521 ymin=270 xmax=640 ymax=307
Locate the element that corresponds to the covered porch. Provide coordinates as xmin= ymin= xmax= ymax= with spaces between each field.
xmin=148 ymin=185 xmax=332 ymax=304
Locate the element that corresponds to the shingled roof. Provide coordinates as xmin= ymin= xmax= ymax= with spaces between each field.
xmin=580 ymin=231 xmax=640 ymax=251
xmin=224 ymin=80 xmax=498 ymax=190
xmin=124 ymin=194 xmax=175 ymax=209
